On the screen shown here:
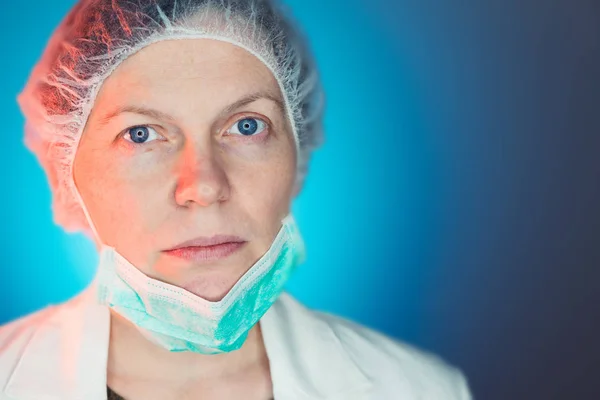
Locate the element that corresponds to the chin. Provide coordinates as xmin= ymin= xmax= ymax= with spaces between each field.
xmin=181 ymin=274 xmax=240 ymax=302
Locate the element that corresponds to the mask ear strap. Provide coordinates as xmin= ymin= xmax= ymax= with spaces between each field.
xmin=71 ymin=164 xmax=103 ymax=248
xmin=281 ymin=213 xmax=307 ymax=264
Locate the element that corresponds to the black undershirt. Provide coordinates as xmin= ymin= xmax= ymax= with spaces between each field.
xmin=107 ymin=386 xmax=275 ymax=399
xmin=107 ymin=386 xmax=125 ymax=400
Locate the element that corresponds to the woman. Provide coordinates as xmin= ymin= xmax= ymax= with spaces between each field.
xmin=0 ymin=0 xmax=472 ymax=399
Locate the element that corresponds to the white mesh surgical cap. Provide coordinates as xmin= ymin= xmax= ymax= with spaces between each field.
xmin=18 ymin=0 xmax=325 ymax=234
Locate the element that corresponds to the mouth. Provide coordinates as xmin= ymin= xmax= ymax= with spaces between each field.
xmin=162 ymin=235 xmax=247 ymax=263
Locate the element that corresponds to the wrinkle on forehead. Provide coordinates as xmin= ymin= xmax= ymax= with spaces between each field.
xmin=88 ymin=38 xmax=285 ymax=128
xmin=113 ymin=38 xmax=278 ymax=86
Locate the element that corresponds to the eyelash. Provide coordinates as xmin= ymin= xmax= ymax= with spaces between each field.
xmin=224 ymin=114 xmax=270 ymax=141
xmin=120 ymin=115 xmax=271 ymax=145
xmin=121 ymin=125 xmax=164 ymax=144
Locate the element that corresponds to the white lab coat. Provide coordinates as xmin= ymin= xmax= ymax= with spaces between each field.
xmin=0 ymin=285 xmax=472 ymax=399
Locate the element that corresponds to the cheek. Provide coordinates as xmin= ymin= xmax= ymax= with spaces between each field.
xmin=77 ymin=150 xmax=174 ymax=247
xmin=231 ymin=144 xmax=296 ymax=225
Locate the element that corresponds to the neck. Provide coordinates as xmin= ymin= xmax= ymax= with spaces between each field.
xmin=107 ymin=310 xmax=269 ymax=382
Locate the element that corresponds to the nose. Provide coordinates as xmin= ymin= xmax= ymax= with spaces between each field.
xmin=174 ymin=141 xmax=230 ymax=208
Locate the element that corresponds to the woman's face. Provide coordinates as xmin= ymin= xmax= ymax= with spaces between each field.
xmin=73 ymin=39 xmax=297 ymax=301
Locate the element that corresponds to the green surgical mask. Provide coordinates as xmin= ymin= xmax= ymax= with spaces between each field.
xmin=96 ymin=214 xmax=305 ymax=354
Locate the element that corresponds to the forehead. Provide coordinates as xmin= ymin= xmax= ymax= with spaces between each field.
xmin=91 ymin=39 xmax=282 ymax=117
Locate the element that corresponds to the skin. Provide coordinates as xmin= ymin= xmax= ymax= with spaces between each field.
xmin=72 ymin=38 xmax=297 ymax=399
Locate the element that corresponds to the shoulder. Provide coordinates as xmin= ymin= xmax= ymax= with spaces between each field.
xmin=278 ymin=294 xmax=472 ymax=399
xmin=0 ymin=291 xmax=109 ymax=400
xmin=0 ymin=306 xmax=59 ymax=391
xmin=0 ymin=288 xmax=102 ymax=353
xmin=0 ymin=305 xmax=58 ymax=351
xmin=319 ymin=310 xmax=471 ymax=399
xmin=0 ymin=290 xmax=89 ymax=349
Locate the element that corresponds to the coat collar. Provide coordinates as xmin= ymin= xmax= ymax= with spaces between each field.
xmin=4 ymin=288 xmax=372 ymax=400
xmin=261 ymin=293 xmax=373 ymax=399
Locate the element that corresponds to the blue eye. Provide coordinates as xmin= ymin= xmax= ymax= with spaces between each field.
xmin=124 ymin=126 xmax=162 ymax=144
xmin=228 ymin=118 xmax=266 ymax=136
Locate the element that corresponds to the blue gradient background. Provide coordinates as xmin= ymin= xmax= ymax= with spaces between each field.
xmin=2 ymin=1 xmax=599 ymax=398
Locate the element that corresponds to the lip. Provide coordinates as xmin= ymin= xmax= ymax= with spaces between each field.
xmin=163 ymin=235 xmax=247 ymax=263
xmin=168 ymin=235 xmax=246 ymax=249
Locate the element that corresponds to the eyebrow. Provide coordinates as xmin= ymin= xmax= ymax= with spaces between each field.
xmin=95 ymin=91 xmax=285 ymax=127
